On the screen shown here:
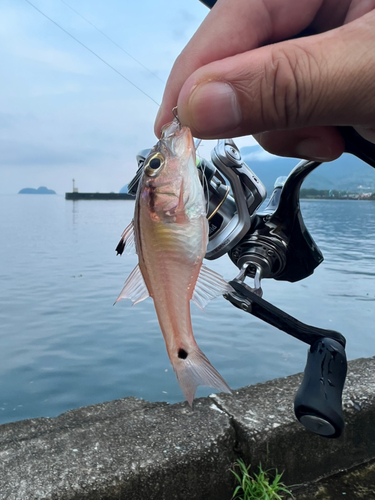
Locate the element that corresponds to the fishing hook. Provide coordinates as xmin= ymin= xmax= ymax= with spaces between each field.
xmin=172 ymin=106 xmax=181 ymax=126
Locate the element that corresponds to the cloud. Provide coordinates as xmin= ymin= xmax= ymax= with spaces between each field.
xmin=28 ymin=82 xmax=82 ymax=98
xmin=0 ymin=139 xmax=108 ymax=166
xmin=0 ymin=92 xmax=158 ymax=195
xmin=171 ymin=9 xmax=199 ymax=41
xmin=0 ymin=113 xmax=17 ymax=129
xmin=0 ymin=3 xmax=92 ymax=75
xmin=245 ymin=149 xmax=279 ymax=162
xmin=0 ymin=0 xmax=209 ymax=194
xmin=241 ymin=145 xmax=279 ymax=162
xmin=13 ymin=45 xmax=91 ymax=74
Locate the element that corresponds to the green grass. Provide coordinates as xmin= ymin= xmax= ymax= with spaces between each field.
xmin=231 ymin=459 xmax=294 ymax=500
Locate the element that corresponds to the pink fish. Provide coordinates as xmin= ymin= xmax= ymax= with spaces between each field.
xmin=116 ymin=117 xmax=231 ymax=405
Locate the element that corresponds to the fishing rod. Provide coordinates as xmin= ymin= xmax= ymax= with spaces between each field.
xmin=194 ymin=131 xmax=373 ymax=440
xmin=128 ymin=0 xmax=375 ymax=437
xmin=129 ymin=125 xmax=375 ymax=440
xmin=192 ymin=0 xmax=374 ymax=440
xmin=198 ymin=0 xmax=375 ymax=438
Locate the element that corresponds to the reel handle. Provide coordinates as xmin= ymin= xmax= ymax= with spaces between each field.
xmin=294 ymin=338 xmax=347 ymax=438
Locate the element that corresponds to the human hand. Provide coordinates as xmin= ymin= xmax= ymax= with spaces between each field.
xmin=154 ymin=0 xmax=375 ymax=161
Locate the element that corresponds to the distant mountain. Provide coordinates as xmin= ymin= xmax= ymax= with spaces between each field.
xmin=240 ymin=146 xmax=375 ymax=194
xmin=120 ymin=145 xmax=375 ymax=196
xmin=18 ymin=186 xmax=56 ymax=195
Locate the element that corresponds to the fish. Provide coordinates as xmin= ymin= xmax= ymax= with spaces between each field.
xmin=115 ymin=117 xmax=232 ymax=405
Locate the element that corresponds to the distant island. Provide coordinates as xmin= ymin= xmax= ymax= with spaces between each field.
xmin=19 ymin=186 xmax=56 ymax=195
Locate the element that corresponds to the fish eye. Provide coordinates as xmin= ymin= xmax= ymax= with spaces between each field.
xmin=144 ymin=153 xmax=165 ymax=177
xmin=149 ymin=158 xmax=161 ymax=169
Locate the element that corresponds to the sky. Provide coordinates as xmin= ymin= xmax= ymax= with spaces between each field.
xmin=0 ymin=0 xmax=266 ymax=195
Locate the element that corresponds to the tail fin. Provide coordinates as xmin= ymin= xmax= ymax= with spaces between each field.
xmin=173 ymin=347 xmax=231 ymax=407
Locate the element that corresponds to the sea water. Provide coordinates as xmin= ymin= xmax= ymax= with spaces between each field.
xmin=0 ymin=194 xmax=374 ymax=424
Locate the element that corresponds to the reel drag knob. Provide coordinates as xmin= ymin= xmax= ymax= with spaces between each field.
xmin=294 ymin=338 xmax=347 ymax=438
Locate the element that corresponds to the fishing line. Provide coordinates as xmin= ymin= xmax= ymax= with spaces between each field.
xmin=23 ymin=0 xmax=160 ymax=107
xmin=195 ymin=140 xmax=211 ymax=214
xmin=58 ymin=0 xmax=165 ymax=84
xmin=201 ymin=162 xmax=210 ymax=215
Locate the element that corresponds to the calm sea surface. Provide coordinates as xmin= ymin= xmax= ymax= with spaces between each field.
xmin=0 ymin=195 xmax=374 ymax=424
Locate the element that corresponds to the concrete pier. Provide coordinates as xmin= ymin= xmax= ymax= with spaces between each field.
xmin=65 ymin=192 xmax=133 ymax=200
xmin=2 ymin=356 xmax=375 ymax=499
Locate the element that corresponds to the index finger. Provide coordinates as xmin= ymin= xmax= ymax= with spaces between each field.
xmin=154 ymin=0 xmax=346 ymax=136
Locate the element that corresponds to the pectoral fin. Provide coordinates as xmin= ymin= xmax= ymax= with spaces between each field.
xmin=192 ymin=264 xmax=234 ymax=310
xmin=114 ymin=264 xmax=149 ymax=305
xmin=115 ymin=220 xmax=136 ymax=255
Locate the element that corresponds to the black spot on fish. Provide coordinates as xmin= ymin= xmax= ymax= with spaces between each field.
xmin=178 ymin=348 xmax=188 ymax=360
xmin=115 ymin=238 xmax=125 ymax=255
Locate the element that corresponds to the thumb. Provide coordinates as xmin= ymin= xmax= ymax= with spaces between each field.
xmin=176 ymin=12 xmax=375 ymax=141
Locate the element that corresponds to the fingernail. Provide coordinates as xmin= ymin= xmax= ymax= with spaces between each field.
xmin=155 ymin=105 xmax=171 ymax=137
xmin=295 ymin=138 xmax=334 ymax=160
xmin=154 ymin=106 xmax=163 ymax=135
xmin=187 ymin=82 xmax=241 ymax=136
xmin=155 ymin=105 xmax=162 ymax=125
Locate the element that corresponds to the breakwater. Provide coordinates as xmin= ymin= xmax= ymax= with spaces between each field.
xmin=65 ymin=192 xmax=134 ymax=200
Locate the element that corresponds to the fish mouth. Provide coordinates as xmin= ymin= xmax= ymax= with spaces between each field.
xmin=160 ymin=117 xmax=182 ymax=140
xmin=158 ymin=119 xmax=194 ymax=158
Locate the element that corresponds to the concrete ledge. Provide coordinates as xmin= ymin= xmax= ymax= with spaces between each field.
xmin=213 ymin=356 xmax=375 ymax=485
xmin=0 ymin=399 xmax=236 ymax=499
xmin=1 ymin=357 xmax=375 ymax=499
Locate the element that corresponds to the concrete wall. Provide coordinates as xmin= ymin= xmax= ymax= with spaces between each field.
xmin=1 ymin=356 xmax=375 ymax=499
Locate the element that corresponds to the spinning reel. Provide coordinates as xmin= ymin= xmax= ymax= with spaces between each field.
xmin=193 ymin=0 xmax=375 ymax=440
xmin=201 ymin=127 xmax=375 ymax=439
xmin=129 ymin=126 xmax=375 ymax=439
